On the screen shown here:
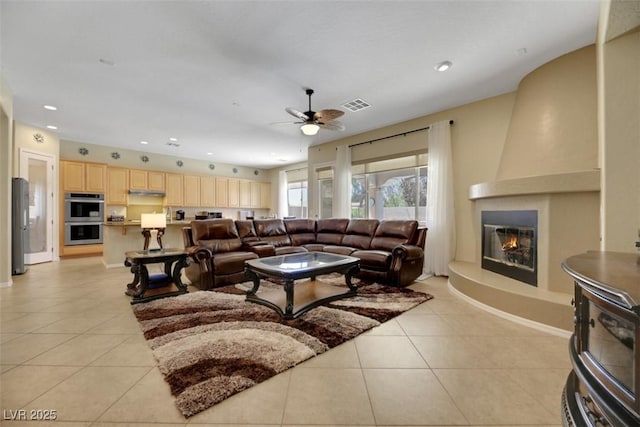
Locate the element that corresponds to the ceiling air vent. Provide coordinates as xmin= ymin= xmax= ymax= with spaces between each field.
xmin=342 ymin=98 xmax=371 ymax=112
xmin=165 ymin=142 xmax=180 ymax=147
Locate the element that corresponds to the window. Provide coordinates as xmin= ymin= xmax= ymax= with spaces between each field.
xmin=351 ymin=154 xmax=427 ymax=223
xmin=317 ymin=168 xmax=333 ymax=219
xmin=287 ymin=181 xmax=308 ymax=218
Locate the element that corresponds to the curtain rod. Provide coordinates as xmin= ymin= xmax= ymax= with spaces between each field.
xmin=348 ymin=120 xmax=454 ymax=148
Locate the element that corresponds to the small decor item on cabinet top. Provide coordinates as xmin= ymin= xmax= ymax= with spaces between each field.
xmin=140 ymin=155 xmax=149 ymax=163
xmin=111 ymin=152 xmax=120 ymax=160
xmin=176 ymin=160 xmax=183 ymax=167
xmin=254 ymin=170 xmax=259 ymax=175
xmin=79 ymin=147 xmax=89 ymax=155
xmin=33 ymin=133 xmax=44 ymax=144
xmin=209 ymin=163 xmax=215 ymax=170
xmin=232 ymin=167 xmax=238 ymax=174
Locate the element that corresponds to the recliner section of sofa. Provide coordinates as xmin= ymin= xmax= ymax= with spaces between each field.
xmin=183 ymin=217 xmax=426 ymax=290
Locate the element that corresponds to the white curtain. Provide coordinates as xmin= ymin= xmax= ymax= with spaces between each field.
xmin=424 ymin=120 xmax=456 ymax=276
xmin=278 ymin=170 xmax=288 ymax=218
xmin=334 ymin=145 xmax=352 ymax=218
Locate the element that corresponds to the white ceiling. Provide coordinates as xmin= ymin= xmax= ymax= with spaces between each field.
xmin=1 ymin=0 xmax=600 ymax=169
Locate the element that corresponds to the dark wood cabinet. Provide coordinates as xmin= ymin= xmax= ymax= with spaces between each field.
xmin=561 ymin=251 xmax=640 ymax=427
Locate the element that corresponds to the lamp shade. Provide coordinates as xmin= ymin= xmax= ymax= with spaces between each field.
xmin=300 ymin=123 xmax=320 ymax=136
xmin=141 ymin=213 xmax=166 ymax=229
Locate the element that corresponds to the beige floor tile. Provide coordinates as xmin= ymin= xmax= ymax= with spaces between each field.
xmin=24 ymin=334 xmax=130 ymax=366
xmin=86 ymin=313 xmax=143 ymax=334
xmin=0 ymin=311 xmax=28 ymax=322
xmin=24 ymin=366 xmax=151 ymax=422
xmin=1 ymin=364 xmax=17 ymax=373
xmin=433 ymin=368 xmax=560 ymax=425
xmin=0 ymin=312 xmax=74 ymax=333
xmin=355 ymin=335 xmax=428 ymax=368
xmin=362 ymin=318 xmax=406 ymax=336
xmin=187 ymin=370 xmax=292 ymax=424
xmin=363 ymin=368 xmax=468 ymax=425
xmin=0 ymin=333 xmax=75 ymax=364
xmin=0 ymin=332 xmax=23 ymax=344
xmin=395 ymin=313 xmax=456 ymax=336
xmin=282 ymin=368 xmax=375 ymax=425
xmin=93 ymin=424 xmax=185 ymax=427
xmin=0 ymin=422 xmax=90 ymax=427
xmin=97 ymin=368 xmax=185 ymax=423
xmin=0 ymin=365 xmax=82 ymax=408
xmin=31 ymin=312 xmax=119 ymax=334
xmin=464 ymin=335 xmax=571 ymax=369
xmin=299 ymin=340 xmax=360 ymax=368
xmin=505 ymin=368 xmax=571 ymax=415
xmin=90 ymin=335 xmax=157 ymax=366
xmin=410 ymin=335 xmax=497 ymax=368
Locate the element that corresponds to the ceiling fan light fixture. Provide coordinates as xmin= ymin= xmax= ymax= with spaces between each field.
xmin=300 ymin=123 xmax=320 ymax=136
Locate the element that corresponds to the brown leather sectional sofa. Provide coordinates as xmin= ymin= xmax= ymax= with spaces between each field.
xmin=182 ymin=218 xmax=427 ymax=290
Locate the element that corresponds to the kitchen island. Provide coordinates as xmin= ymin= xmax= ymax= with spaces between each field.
xmin=103 ymin=219 xmax=192 ymax=268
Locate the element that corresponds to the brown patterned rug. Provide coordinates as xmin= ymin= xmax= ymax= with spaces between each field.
xmin=132 ymin=275 xmax=432 ymax=417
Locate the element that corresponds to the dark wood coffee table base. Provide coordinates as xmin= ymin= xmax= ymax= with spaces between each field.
xmin=245 ymin=256 xmax=359 ymax=319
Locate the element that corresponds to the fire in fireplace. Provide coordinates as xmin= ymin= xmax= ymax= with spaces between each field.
xmin=481 ymin=210 xmax=537 ymax=286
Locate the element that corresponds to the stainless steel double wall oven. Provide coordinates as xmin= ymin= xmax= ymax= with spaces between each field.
xmin=64 ymin=192 xmax=104 ymax=245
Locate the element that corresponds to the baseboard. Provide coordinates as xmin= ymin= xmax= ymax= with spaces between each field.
xmin=447 ymin=279 xmax=572 ymax=339
xmin=0 ymin=279 xmax=13 ymax=288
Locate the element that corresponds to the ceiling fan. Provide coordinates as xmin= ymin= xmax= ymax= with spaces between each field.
xmin=284 ymin=89 xmax=345 ymax=136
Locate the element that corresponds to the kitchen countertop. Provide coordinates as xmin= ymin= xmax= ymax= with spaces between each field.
xmin=104 ymin=219 xmax=193 ymax=226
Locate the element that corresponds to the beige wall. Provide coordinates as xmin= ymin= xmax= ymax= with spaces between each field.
xmin=13 ymin=122 xmax=60 ymax=169
xmin=599 ymin=29 xmax=640 ymax=251
xmin=307 ymin=92 xmax=516 ymax=263
xmin=497 ymin=45 xmax=598 ymax=180
xmin=0 ymin=73 xmax=14 ymax=286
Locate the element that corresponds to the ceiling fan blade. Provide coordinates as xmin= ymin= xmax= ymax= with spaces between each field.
xmin=319 ymin=120 xmax=346 ymax=131
xmin=285 ymin=107 xmax=309 ymax=121
xmin=314 ymin=109 xmax=344 ymax=123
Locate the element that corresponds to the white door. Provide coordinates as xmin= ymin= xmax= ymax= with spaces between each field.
xmin=20 ymin=149 xmax=55 ymax=264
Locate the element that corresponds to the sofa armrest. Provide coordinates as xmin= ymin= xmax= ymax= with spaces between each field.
xmin=392 ymin=244 xmax=423 ymax=261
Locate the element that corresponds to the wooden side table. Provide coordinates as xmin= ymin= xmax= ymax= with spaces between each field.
xmin=124 ymin=248 xmax=189 ymax=304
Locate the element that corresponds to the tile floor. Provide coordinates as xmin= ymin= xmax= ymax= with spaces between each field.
xmin=1 ymin=256 xmax=570 ymax=426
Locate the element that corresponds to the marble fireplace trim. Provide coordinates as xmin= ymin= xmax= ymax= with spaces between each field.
xmin=449 ymin=170 xmax=600 ymax=331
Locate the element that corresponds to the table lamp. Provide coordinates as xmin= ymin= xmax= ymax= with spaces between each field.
xmin=141 ymin=213 xmax=166 ymax=251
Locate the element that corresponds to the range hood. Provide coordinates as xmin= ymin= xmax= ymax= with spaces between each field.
xmin=128 ymin=189 xmax=166 ymax=197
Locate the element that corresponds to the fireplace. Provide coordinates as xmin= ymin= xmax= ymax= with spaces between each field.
xmin=481 ymin=210 xmax=537 ymax=286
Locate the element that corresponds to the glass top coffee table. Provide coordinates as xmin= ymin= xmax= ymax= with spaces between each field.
xmin=244 ymin=252 xmax=360 ymax=319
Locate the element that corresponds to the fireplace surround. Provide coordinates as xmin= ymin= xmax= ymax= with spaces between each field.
xmin=481 ymin=210 xmax=537 ymax=286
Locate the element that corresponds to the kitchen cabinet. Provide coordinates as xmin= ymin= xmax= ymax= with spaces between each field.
xmin=61 ymin=161 xmax=106 ymax=193
xmin=250 ymin=182 xmax=261 ymax=208
xmin=228 ymin=178 xmax=240 ymax=208
xmin=200 ymin=176 xmax=216 ymax=207
xmin=239 ymin=180 xmax=251 ymax=208
xmin=106 ymin=167 xmax=129 ymax=205
xmin=260 ymin=182 xmax=271 ymax=209
xmin=215 ymin=178 xmax=228 ymax=207
xmin=164 ymin=173 xmax=183 ymax=206
xmin=130 ymin=169 xmax=165 ymax=191
xmin=183 ymin=175 xmax=200 ymax=207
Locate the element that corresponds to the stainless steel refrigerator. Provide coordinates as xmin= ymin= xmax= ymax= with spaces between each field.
xmin=12 ymin=177 xmax=29 ymax=275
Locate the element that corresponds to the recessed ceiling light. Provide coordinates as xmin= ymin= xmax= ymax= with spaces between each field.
xmin=140 ymin=140 xmax=148 ymax=145
xmin=207 ymin=152 xmax=213 ymax=156
xmin=434 ymin=60 xmax=452 ymax=72
xmin=169 ymin=137 xmax=178 ymax=142
xmin=99 ymin=58 xmax=115 ymax=66
xmin=46 ymin=125 xmax=58 ymax=130
xmin=43 ymin=105 xmax=57 ymax=111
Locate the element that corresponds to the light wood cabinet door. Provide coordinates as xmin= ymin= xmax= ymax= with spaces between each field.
xmin=148 ymin=171 xmax=165 ymax=191
xmin=61 ymin=161 xmax=85 ymax=192
xmin=107 ymin=167 xmax=129 ymax=205
xmin=239 ymin=180 xmax=251 ymax=208
xmin=215 ymin=178 xmax=228 ymax=207
xmin=165 ymin=173 xmax=183 ymax=206
xmin=260 ymin=182 xmax=271 ymax=209
xmin=200 ymin=176 xmax=216 ymax=207
xmin=250 ymin=181 xmax=261 ymax=208
xmin=129 ymin=169 xmax=148 ymax=190
xmin=85 ymin=163 xmax=106 ymax=193
xmin=183 ymin=175 xmax=200 ymax=207
xmin=228 ymin=178 xmax=240 ymax=208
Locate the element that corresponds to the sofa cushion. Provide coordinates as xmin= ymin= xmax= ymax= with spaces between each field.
xmin=341 ymin=219 xmax=379 ymax=249
xmin=370 ymin=220 xmax=418 ymax=252
xmin=323 ymin=245 xmax=356 ymax=256
xmin=284 ymin=219 xmax=316 ymax=246
xmin=253 ymin=219 xmax=292 ymax=247
xmin=191 ymin=219 xmax=242 ymax=253
xmin=236 ymin=220 xmax=259 ymax=243
xmin=315 ymin=218 xmax=349 ymax=245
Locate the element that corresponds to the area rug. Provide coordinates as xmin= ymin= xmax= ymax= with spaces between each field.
xmin=132 ymin=275 xmax=433 ymax=417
